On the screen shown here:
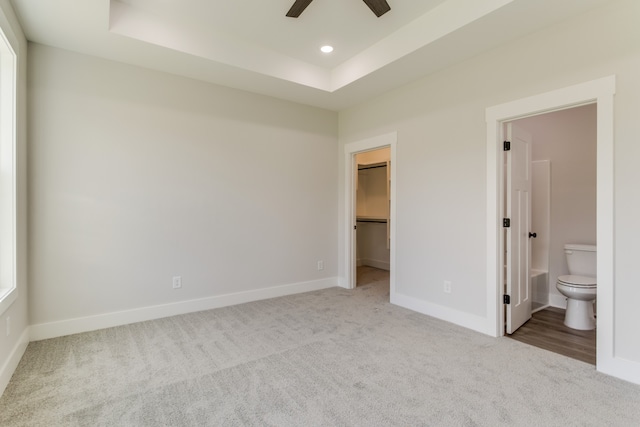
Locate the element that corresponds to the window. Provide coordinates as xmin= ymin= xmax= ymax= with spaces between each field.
xmin=0 ymin=22 xmax=16 ymax=315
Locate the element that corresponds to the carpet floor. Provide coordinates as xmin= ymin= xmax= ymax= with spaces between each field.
xmin=1 ymin=279 xmax=640 ymax=426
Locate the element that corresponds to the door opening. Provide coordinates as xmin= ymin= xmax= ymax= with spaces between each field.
xmin=343 ymin=133 xmax=396 ymax=296
xmin=485 ymin=76 xmax=614 ymax=375
xmin=502 ymin=105 xmax=598 ymax=368
xmin=355 ymin=148 xmax=391 ymax=288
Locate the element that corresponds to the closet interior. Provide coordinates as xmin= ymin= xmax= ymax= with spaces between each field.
xmin=356 ymin=148 xmax=391 ymax=283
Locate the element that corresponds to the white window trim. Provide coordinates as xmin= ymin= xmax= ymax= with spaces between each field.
xmin=0 ymin=19 xmax=17 ymax=316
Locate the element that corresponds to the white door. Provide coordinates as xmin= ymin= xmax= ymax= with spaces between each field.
xmin=505 ymin=123 xmax=532 ymax=334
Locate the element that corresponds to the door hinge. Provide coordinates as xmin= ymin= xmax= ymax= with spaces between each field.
xmin=503 ymin=218 xmax=510 ymax=228
xmin=354 ymin=225 xmax=357 ymax=230
xmin=503 ymin=295 xmax=511 ymax=304
xmin=503 ymin=140 xmax=511 ymax=151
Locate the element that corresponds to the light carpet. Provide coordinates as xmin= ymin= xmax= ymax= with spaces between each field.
xmin=2 ymin=280 xmax=640 ymax=426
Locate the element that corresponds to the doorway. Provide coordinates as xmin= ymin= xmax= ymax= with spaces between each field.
xmin=504 ymin=104 xmax=597 ymax=363
xmin=343 ymin=132 xmax=397 ymax=296
xmin=485 ymin=76 xmax=615 ymax=374
xmin=355 ymin=148 xmax=390 ymax=288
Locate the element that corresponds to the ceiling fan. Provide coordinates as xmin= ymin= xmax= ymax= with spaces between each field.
xmin=286 ymin=0 xmax=391 ymax=18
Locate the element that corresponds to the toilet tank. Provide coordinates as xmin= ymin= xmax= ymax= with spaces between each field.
xmin=564 ymin=244 xmax=597 ymax=277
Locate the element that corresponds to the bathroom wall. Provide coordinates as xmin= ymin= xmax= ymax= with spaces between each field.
xmin=514 ymin=104 xmax=597 ymax=308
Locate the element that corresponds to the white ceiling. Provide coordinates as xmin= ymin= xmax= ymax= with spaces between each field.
xmin=11 ymin=0 xmax=609 ymax=111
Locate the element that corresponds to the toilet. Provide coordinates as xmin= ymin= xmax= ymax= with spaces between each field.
xmin=556 ymin=244 xmax=597 ymax=330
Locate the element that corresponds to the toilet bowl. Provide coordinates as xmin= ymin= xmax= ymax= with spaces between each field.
xmin=556 ymin=244 xmax=597 ymax=330
xmin=557 ymin=275 xmax=596 ymax=330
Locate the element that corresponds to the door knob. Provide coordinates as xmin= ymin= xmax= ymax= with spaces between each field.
xmin=529 ymin=232 xmax=537 ymax=238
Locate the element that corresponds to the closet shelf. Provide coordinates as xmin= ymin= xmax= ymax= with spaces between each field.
xmin=356 ymin=216 xmax=387 ymax=223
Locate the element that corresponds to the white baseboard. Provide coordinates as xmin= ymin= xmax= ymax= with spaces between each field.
xmin=391 ymin=291 xmax=488 ymax=335
xmin=30 ymin=277 xmax=338 ymax=341
xmin=598 ymin=355 xmax=640 ymax=386
xmin=360 ymin=258 xmax=390 ymax=271
xmin=0 ymin=327 xmax=29 ymax=398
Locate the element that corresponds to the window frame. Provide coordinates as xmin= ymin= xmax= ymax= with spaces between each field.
xmin=0 ymin=21 xmax=17 ymax=316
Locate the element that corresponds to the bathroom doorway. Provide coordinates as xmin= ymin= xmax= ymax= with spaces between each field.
xmin=485 ymin=76 xmax=615 ymax=374
xmin=508 ymin=104 xmax=597 ymax=315
xmin=504 ymin=104 xmax=597 ymax=364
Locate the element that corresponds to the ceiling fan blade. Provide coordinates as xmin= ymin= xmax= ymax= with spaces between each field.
xmin=362 ymin=0 xmax=391 ymax=17
xmin=286 ymin=0 xmax=314 ymax=17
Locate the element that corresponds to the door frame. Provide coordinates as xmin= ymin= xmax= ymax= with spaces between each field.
xmin=343 ymin=132 xmax=397 ymax=292
xmin=485 ymin=76 xmax=615 ymax=372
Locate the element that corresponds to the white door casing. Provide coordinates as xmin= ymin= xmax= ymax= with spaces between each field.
xmin=386 ymin=160 xmax=391 ymax=250
xmin=485 ymin=76 xmax=636 ymax=383
xmin=505 ymin=123 xmax=532 ymax=334
xmin=343 ymin=132 xmax=397 ymax=291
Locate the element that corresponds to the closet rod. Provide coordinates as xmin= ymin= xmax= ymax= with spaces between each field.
xmin=356 ymin=219 xmax=387 ymax=223
xmin=358 ymin=163 xmax=387 ymax=171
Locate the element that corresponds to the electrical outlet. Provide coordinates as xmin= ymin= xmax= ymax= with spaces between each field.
xmin=172 ymin=276 xmax=182 ymax=289
xmin=444 ymin=281 xmax=452 ymax=294
xmin=6 ymin=316 xmax=10 ymax=337
xmin=317 ymin=260 xmax=324 ymax=271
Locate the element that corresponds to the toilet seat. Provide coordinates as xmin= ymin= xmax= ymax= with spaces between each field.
xmin=557 ymin=274 xmax=597 ymax=288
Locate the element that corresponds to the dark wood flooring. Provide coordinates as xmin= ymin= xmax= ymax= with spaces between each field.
xmin=508 ymin=307 xmax=596 ymax=365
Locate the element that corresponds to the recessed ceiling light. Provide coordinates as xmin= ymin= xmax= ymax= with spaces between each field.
xmin=320 ymin=45 xmax=334 ymax=53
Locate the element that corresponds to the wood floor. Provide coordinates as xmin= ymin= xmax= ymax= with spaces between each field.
xmin=508 ymin=307 xmax=596 ymax=365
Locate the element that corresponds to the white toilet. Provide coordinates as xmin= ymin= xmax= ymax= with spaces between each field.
xmin=556 ymin=244 xmax=597 ymax=330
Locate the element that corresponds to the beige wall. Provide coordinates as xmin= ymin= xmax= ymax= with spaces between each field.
xmin=27 ymin=44 xmax=339 ymax=327
xmin=338 ymin=0 xmax=640 ymax=363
